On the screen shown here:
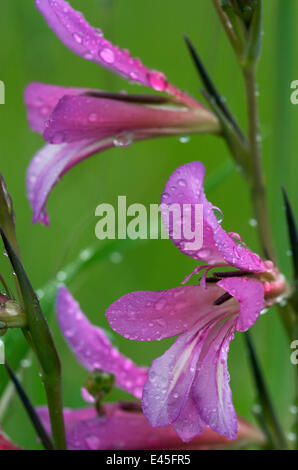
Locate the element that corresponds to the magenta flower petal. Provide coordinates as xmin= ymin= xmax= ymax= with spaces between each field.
xmin=38 ymin=404 xmax=264 ymax=450
xmin=192 ymin=317 xmax=237 ymax=439
xmin=24 ymin=82 xmax=89 ymax=133
xmin=172 ymin=396 xmax=207 ymax=442
xmin=35 ymin=0 xmax=198 ymax=107
xmin=142 ymin=326 xmax=208 ymax=429
xmin=106 ymin=284 xmax=225 ymax=341
xmin=141 ymin=307 xmax=235 ymax=438
xmin=161 ymin=161 xmax=269 ymax=273
xmin=57 ymin=286 xmax=147 ymax=399
xmin=218 ymin=277 xmax=264 ymax=332
xmin=43 ymin=95 xmax=209 ymax=144
xmin=27 ymin=137 xmax=114 ymax=224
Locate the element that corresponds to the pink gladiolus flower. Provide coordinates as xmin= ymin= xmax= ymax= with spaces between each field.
xmin=106 ymin=161 xmax=287 ymax=442
xmin=25 ymin=0 xmax=220 ymax=225
xmin=37 ymin=285 xmax=264 ymax=450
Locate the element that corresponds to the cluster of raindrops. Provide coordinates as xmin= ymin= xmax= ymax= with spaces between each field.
xmin=47 ymin=0 xmax=170 ymax=92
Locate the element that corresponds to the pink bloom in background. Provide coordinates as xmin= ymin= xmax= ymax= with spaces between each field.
xmin=37 ymin=285 xmax=264 ymax=450
xmin=25 ymin=0 xmax=219 ymax=224
xmin=106 ymin=161 xmax=285 ymax=442
xmin=0 ymin=428 xmax=20 ymax=451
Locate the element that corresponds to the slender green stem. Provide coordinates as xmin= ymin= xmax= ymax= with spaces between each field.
xmin=243 ymin=67 xmax=277 ymax=264
xmin=1 ymin=232 xmax=67 ymax=450
xmin=243 ymin=67 xmax=295 ymax=344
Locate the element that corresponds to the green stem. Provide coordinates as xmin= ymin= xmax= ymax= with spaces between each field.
xmin=243 ymin=67 xmax=277 ymax=264
xmin=243 ymin=66 xmax=295 ymax=343
xmin=1 ymin=232 xmax=66 ymax=450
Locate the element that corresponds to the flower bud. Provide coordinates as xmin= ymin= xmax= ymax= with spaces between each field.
xmin=84 ymin=369 xmax=115 ymax=400
xmin=0 ymin=295 xmax=26 ymax=329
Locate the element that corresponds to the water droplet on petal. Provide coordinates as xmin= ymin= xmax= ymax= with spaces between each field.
xmin=212 ymin=206 xmax=224 ymax=224
xmin=177 ymin=178 xmax=187 ymax=187
xmin=72 ymin=32 xmax=83 ymax=44
xmin=99 ymin=48 xmax=115 ymax=64
xmin=85 ymin=436 xmax=100 ymax=450
xmin=51 ymin=132 xmax=65 ymax=144
xmin=113 ymin=132 xmax=133 ymax=148
xmin=94 ymin=28 xmax=103 ymax=37
xmin=147 ymin=71 xmax=168 ymax=91
xmin=88 ymin=113 xmax=97 ymax=122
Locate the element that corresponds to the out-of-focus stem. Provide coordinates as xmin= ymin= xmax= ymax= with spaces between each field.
xmin=243 ymin=67 xmax=295 ymax=344
xmin=243 ymin=67 xmax=277 ymax=264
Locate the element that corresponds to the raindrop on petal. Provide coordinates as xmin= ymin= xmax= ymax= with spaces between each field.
xmin=113 ymin=132 xmax=133 ymax=148
xmin=147 ymin=71 xmax=168 ymax=91
xmin=212 ymin=206 xmax=224 ymax=224
xmin=99 ymin=48 xmax=115 ymax=64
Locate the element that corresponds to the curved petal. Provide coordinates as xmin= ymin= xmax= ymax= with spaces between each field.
xmin=34 ymin=0 xmax=199 ymax=107
xmin=38 ymin=405 xmax=264 ymax=450
xmin=142 ymin=309 xmax=230 ymax=429
xmin=217 ymin=277 xmax=264 ymax=332
xmin=24 ymin=82 xmax=89 ymax=133
xmin=27 ymin=137 xmax=115 ymax=224
xmin=161 ymin=161 xmax=268 ymax=272
xmin=57 ymin=286 xmax=147 ymax=399
xmin=106 ymin=284 xmax=227 ymax=341
xmin=43 ymin=95 xmax=213 ymax=144
xmin=172 ymin=395 xmax=207 ymax=442
xmin=192 ymin=317 xmax=237 ymax=439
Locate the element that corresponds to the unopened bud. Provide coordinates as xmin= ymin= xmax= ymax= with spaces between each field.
xmin=0 ymin=297 xmax=26 ymax=328
xmin=85 ymin=369 xmax=115 ymax=400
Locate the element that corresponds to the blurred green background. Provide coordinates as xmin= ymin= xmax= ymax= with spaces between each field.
xmin=0 ymin=0 xmax=297 ymax=449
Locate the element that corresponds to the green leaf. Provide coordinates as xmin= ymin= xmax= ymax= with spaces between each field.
xmin=282 ymin=188 xmax=298 ymax=281
xmin=0 ymin=175 xmax=19 ymax=257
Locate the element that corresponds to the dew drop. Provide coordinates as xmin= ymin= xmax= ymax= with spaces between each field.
xmin=177 ymin=178 xmax=187 ymax=187
xmin=249 ymin=218 xmax=258 ymax=227
xmin=94 ymin=28 xmax=103 ymax=37
xmin=21 ymin=358 xmax=32 ymax=368
xmin=147 ymin=71 xmax=168 ymax=91
xmin=99 ymin=48 xmax=115 ymax=64
xmin=109 ymin=252 xmax=123 ymax=264
xmin=72 ymin=32 xmax=83 ymax=44
xmin=88 ymin=113 xmax=97 ymax=122
xmin=85 ymin=436 xmax=100 ymax=450
xmin=289 ymin=405 xmax=298 ymax=415
xmin=178 ymin=136 xmax=190 ymax=144
xmin=212 ymin=206 xmax=224 ymax=224
xmin=57 ymin=271 xmax=67 ymax=282
xmin=113 ymin=132 xmax=133 ymax=148
xmin=51 ymin=132 xmax=65 ymax=144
